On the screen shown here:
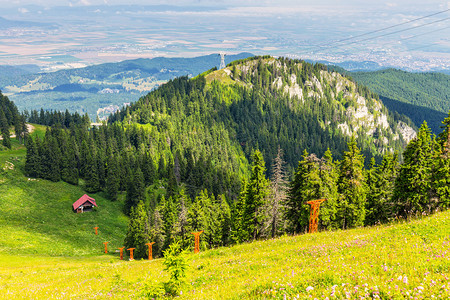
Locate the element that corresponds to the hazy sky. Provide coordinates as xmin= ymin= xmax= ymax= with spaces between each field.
xmin=0 ymin=0 xmax=448 ymax=71
xmin=1 ymin=0 xmax=448 ymax=9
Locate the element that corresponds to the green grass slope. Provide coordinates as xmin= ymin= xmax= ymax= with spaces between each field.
xmin=0 ymin=127 xmax=127 ymax=256
xmin=1 ymin=206 xmax=449 ymax=298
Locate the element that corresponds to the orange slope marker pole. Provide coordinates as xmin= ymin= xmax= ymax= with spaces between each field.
xmin=118 ymin=247 xmax=125 ymax=260
xmin=191 ymin=231 xmax=203 ymax=253
xmin=103 ymin=242 xmax=109 ymax=254
xmin=146 ymin=242 xmax=155 ymax=260
xmin=94 ymin=226 xmax=99 ymax=235
xmin=306 ymin=199 xmax=326 ymax=233
xmin=127 ymin=248 xmax=136 ymax=261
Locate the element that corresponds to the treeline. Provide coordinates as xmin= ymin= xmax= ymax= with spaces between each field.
xmin=0 ymin=91 xmax=28 ymax=148
xmin=124 ymin=117 xmax=450 ymax=259
xmin=24 ymin=122 xmax=244 ymax=206
xmin=24 ymin=108 xmax=91 ymax=128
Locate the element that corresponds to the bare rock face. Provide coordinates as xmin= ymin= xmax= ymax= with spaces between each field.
xmin=230 ymin=57 xmax=416 ymax=153
xmin=397 ymin=121 xmax=417 ymax=143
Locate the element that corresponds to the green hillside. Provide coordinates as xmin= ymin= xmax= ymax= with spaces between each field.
xmin=352 ymin=69 xmax=450 ymax=133
xmin=1 ymin=207 xmax=449 ymax=299
xmin=0 ymin=127 xmax=127 ymax=256
xmin=111 ymin=56 xmax=415 ymax=175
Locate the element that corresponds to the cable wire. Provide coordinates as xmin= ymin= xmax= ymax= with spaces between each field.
xmin=312 ymin=16 xmax=450 ymax=54
xmin=312 ymin=8 xmax=450 ymax=49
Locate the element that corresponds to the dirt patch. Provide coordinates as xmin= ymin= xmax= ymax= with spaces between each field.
xmin=0 ymin=123 xmax=35 ymax=140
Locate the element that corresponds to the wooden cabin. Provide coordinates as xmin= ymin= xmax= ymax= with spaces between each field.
xmin=73 ymin=194 xmax=97 ymax=213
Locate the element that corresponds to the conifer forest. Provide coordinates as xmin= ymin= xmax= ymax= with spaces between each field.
xmin=18 ymin=57 xmax=450 ymax=259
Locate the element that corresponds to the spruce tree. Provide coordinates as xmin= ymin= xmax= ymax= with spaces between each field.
xmin=217 ymin=194 xmax=232 ymax=246
xmin=337 ymin=138 xmax=367 ymax=229
xmin=124 ymin=201 xmax=150 ymax=259
xmin=285 ymin=150 xmax=320 ymax=234
xmin=174 ymin=189 xmax=190 ymax=249
xmin=231 ymin=183 xmax=248 ymax=243
xmin=393 ymin=122 xmax=435 ymax=216
xmin=434 ymin=113 xmax=450 ymax=209
xmin=106 ymin=155 xmax=120 ymax=201
xmin=25 ymin=137 xmax=40 ymax=177
xmin=124 ymin=167 xmax=146 ymax=215
xmin=0 ymin=109 xmax=11 ymax=149
xmin=149 ymin=206 xmax=165 ymax=258
xmin=244 ymin=150 xmax=269 ymax=240
xmin=365 ymin=153 xmax=399 ymax=225
xmin=61 ymin=138 xmax=79 ymax=185
xmin=318 ymin=149 xmax=339 ymax=229
xmin=84 ymin=152 xmax=100 ymax=193
xmin=161 ymin=195 xmax=178 ymax=252
xmin=268 ymin=146 xmax=288 ymax=238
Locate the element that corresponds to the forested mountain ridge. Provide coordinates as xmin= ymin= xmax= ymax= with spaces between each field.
xmin=352 ymin=68 xmax=450 ymax=133
xmin=111 ymin=56 xmax=415 ymax=175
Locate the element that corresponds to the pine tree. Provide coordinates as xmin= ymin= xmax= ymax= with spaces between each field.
xmin=161 ymin=195 xmax=178 ymax=252
xmin=267 ymin=146 xmax=288 ymax=238
xmin=61 ymin=137 xmax=79 ymax=185
xmin=124 ymin=167 xmax=146 ymax=215
xmin=231 ymin=183 xmax=248 ymax=243
xmin=337 ymin=138 xmax=367 ymax=229
xmin=244 ymin=150 xmax=270 ymax=240
xmin=174 ymin=189 xmax=190 ymax=249
xmin=149 ymin=206 xmax=165 ymax=258
xmin=217 ymin=194 xmax=232 ymax=246
xmin=318 ymin=149 xmax=339 ymax=229
xmin=365 ymin=153 xmax=399 ymax=225
xmin=393 ymin=122 xmax=435 ymax=217
xmin=434 ymin=113 xmax=450 ymax=209
xmin=285 ymin=150 xmax=320 ymax=234
xmin=106 ymin=155 xmax=120 ymax=201
xmin=85 ymin=152 xmax=100 ymax=193
xmin=142 ymin=151 xmax=156 ymax=186
xmin=0 ymin=109 xmax=11 ymax=149
xmin=124 ymin=201 xmax=150 ymax=259
xmin=25 ymin=137 xmax=40 ymax=177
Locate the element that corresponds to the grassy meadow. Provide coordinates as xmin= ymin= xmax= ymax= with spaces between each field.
xmin=1 ymin=127 xmax=450 ymax=299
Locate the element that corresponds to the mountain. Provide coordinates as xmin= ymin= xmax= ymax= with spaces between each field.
xmin=111 ymin=56 xmax=416 ymax=175
xmin=1 ymin=53 xmax=254 ymax=120
xmin=0 ymin=64 xmax=40 ymax=77
xmin=0 ymin=16 xmax=56 ymax=29
xmin=352 ymin=69 xmax=450 ymax=133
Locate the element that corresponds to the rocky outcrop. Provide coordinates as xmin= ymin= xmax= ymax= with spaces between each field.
xmin=397 ymin=121 xmax=417 ymax=143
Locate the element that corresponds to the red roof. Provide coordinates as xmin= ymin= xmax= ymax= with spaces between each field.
xmin=72 ymin=194 xmax=97 ymax=210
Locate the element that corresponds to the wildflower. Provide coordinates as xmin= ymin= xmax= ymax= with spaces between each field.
xmin=306 ymin=286 xmax=314 ymax=292
xmin=403 ymin=276 xmax=408 ymax=284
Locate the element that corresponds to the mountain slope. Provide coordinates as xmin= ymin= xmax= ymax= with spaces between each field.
xmin=112 ymin=56 xmax=415 ymax=175
xmin=352 ymin=69 xmax=450 ymax=133
xmin=0 ymin=128 xmax=127 ymax=256
xmin=1 ymin=206 xmax=449 ymax=298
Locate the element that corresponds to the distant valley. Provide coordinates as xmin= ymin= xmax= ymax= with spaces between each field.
xmin=0 ymin=52 xmax=253 ymax=120
xmin=1 ymin=53 xmax=448 ymax=135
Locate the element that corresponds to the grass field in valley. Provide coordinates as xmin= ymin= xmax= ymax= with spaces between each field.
xmin=0 ymin=129 xmax=450 ymax=299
